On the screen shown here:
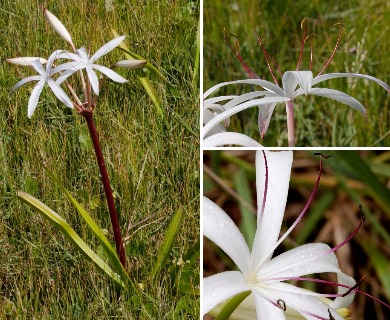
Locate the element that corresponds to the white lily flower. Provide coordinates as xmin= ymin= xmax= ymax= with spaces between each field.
xmin=10 ymin=50 xmax=74 ymax=118
xmin=6 ymin=57 xmax=47 ymax=66
xmin=44 ymin=8 xmax=74 ymax=47
xmin=204 ymin=132 xmax=262 ymax=147
xmin=203 ymin=71 xmax=390 ymax=146
xmin=55 ymin=36 xmax=128 ymax=95
xmin=203 ymin=151 xmax=357 ymax=319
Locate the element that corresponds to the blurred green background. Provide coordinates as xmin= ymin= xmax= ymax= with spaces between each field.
xmin=204 ymin=150 xmax=390 ymax=319
xmin=0 ymin=0 xmax=199 ymax=318
xmin=204 ymin=0 xmax=390 ymax=146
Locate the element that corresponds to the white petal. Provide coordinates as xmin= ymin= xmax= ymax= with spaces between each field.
xmin=55 ymin=69 xmax=79 ymax=85
xmin=258 ymin=103 xmax=276 ymax=138
xmin=203 ymin=109 xmax=227 ymax=137
xmin=77 ymin=47 xmax=89 ymax=62
xmin=44 ymin=9 xmax=74 ymax=46
xmin=313 ymin=72 xmax=390 ymax=93
xmin=307 ymin=87 xmax=366 ymax=115
xmin=204 ymin=79 xmax=286 ymax=99
xmin=222 ymin=91 xmax=274 ymax=111
xmin=86 ymin=67 xmax=100 ymax=95
xmin=203 ymin=197 xmax=251 ymax=275
xmin=47 ymin=79 xmax=74 ymax=109
xmin=266 ymin=286 xmax=344 ymax=320
xmin=204 ymin=132 xmax=263 ymax=147
xmin=11 ymin=76 xmax=42 ymax=92
xmin=114 ymin=59 xmax=146 ymax=69
xmin=253 ymin=293 xmax=286 ymax=320
xmin=203 ymin=271 xmax=250 ymax=316
xmin=30 ymin=59 xmax=47 ymax=78
xmin=203 ymin=96 xmax=290 ymax=137
xmin=6 ymin=57 xmax=47 ymax=66
xmin=27 ymin=80 xmax=45 ymax=118
xmin=330 ymin=273 xmax=356 ymax=309
xmin=282 ymin=72 xmax=299 ymax=97
xmin=93 ymin=64 xmax=128 ymax=83
xmin=283 ymin=71 xmax=313 ymax=96
xmin=46 ymin=50 xmax=64 ymax=71
xmin=89 ymin=36 xmax=126 ymax=63
xmin=56 ymin=51 xmax=81 ymax=61
xmin=259 ymin=243 xmax=340 ymax=279
xmin=204 ymin=95 xmax=238 ymax=105
xmin=251 ymin=151 xmax=293 ymax=268
xmin=51 ymin=61 xmax=83 ymax=74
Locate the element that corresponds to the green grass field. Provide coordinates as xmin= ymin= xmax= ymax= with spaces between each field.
xmin=204 ymin=0 xmax=390 ymax=147
xmin=204 ymin=150 xmax=390 ymax=319
xmin=0 ymin=1 xmax=199 ymax=318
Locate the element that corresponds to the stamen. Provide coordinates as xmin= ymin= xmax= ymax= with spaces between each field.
xmin=255 ymin=33 xmax=282 ymax=85
xmin=224 ymin=28 xmax=260 ymax=79
xmin=296 ymin=18 xmax=310 ymax=71
xmin=305 ymin=34 xmax=319 ymax=71
xmin=317 ymin=23 xmax=346 ymax=77
xmin=328 ymin=309 xmax=335 ymax=320
xmin=260 ymin=150 xmax=269 ymax=220
xmin=323 ymin=204 xmax=365 ymax=255
xmin=341 ymin=274 xmax=367 ymax=297
xmin=277 ymin=299 xmax=286 ymax=311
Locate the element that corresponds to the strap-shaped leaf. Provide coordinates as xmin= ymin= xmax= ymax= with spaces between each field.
xmin=17 ymin=191 xmax=125 ymax=288
xmin=41 ymin=166 xmax=133 ymax=288
xmin=151 ymin=206 xmax=184 ymax=279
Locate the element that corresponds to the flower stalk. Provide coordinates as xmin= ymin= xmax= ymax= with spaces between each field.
xmin=82 ymin=110 xmax=126 ymax=268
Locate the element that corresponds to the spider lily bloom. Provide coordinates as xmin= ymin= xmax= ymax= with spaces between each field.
xmin=9 ymin=50 xmax=74 ymax=118
xmin=203 ymin=151 xmax=358 ymax=319
xmin=203 ymin=22 xmax=390 ymax=147
xmin=55 ymin=36 xmax=128 ymax=95
xmin=203 ymin=71 xmax=390 ymax=147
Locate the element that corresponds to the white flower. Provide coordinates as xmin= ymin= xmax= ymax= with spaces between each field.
xmin=203 ymin=151 xmax=356 ymax=319
xmin=203 ymin=71 xmax=390 ymax=146
xmin=6 ymin=57 xmax=47 ymax=66
xmin=56 ymin=36 xmax=128 ymax=95
xmin=10 ymin=50 xmax=74 ymax=118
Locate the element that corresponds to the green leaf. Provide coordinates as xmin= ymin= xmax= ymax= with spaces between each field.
xmin=151 ymin=206 xmax=184 ymax=279
xmin=41 ymin=166 xmax=133 ymax=289
xmin=17 ymin=191 xmax=125 ymax=288
xmin=215 ymin=291 xmax=251 ymax=320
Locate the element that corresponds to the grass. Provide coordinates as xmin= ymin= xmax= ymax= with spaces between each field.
xmin=204 ymin=0 xmax=390 ymax=146
xmin=0 ymin=1 xmax=199 ymax=318
xmin=204 ymin=150 xmax=390 ymax=319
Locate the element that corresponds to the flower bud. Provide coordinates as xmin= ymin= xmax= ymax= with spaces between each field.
xmin=114 ymin=60 xmax=147 ymax=69
xmin=44 ymin=8 xmax=74 ymax=47
xmin=6 ymin=57 xmax=48 ymax=66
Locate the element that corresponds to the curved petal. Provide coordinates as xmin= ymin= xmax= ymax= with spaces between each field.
xmin=222 ymin=91 xmax=274 ymax=111
xmin=55 ymin=69 xmax=79 ymax=85
xmin=306 ymin=88 xmax=366 ymax=115
xmin=51 ymin=61 xmax=84 ymax=74
xmin=330 ymin=273 xmax=356 ymax=309
xmin=203 ymin=96 xmax=290 ymax=137
xmin=46 ymin=50 xmax=64 ymax=71
xmin=253 ymin=292 xmax=286 ymax=320
xmin=203 ymin=271 xmax=250 ymax=316
xmin=203 ymin=109 xmax=226 ymax=137
xmin=90 ymin=36 xmax=126 ymax=63
xmin=47 ymin=79 xmax=74 ymax=109
xmin=56 ymin=51 xmax=81 ymax=61
xmin=27 ymin=80 xmax=45 ymax=118
xmin=283 ymin=71 xmax=313 ymax=96
xmin=203 ymin=197 xmax=251 ymax=275
xmin=30 ymin=59 xmax=46 ymax=77
xmin=204 ymin=132 xmax=263 ymax=147
xmin=267 ymin=285 xmax=345 ymax=320
xmin=204 ymin=95 xmax=237 ymax=105
xmin=11 ymin=76 xmax=42 ymax=92
xmin=86 ymin=67 xmax=100 ymax=95
xmin=313 ymin=72 xmax=390 ymax=93
xmin=92 ymin=64 xmax=128 ymax=83
xmin=251 ymin=151 xmax=293 ymax=268
xmin=258 ymin=103 xmax=276 ymax=138
xmin=204 ymin=79 xmax=286 ymax=99
xmin=259 ymin=243 xmax=340 ymax=279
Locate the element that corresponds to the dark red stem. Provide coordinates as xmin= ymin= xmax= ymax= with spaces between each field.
xmin=83 ymin=112 xmax=126 ymax=268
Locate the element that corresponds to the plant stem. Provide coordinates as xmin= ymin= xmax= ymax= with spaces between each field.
xmin=83 ymin=112 xmax=126 ymax=268
xmin=286 ymin=101 xmax=295 ymax=147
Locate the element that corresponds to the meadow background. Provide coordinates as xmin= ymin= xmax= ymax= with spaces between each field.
xmin=204 ymin=0 xmax=390 ymax=147
xmin=204 ymin=150 xmax=390 ymax=319
xmin=0 ymin=0 xmax=199 ymax=318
